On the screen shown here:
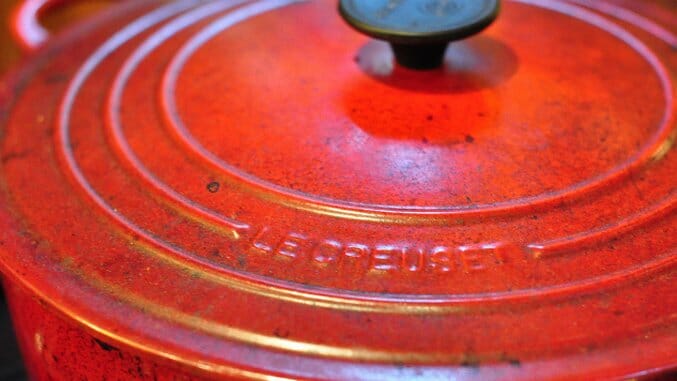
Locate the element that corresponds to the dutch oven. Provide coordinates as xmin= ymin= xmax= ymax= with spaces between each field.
xmin=0 ymin=0 xmax=675 ymax=379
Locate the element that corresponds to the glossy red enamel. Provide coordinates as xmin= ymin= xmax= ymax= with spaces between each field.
xmin=0 ymin=0 xmax=675 ymax=379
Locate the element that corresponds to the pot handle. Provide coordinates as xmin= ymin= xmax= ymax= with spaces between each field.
xmin=339 ymin=0 xmax=500 ymax=70
xmin=12 ymin=0 xmax=62 ymax=51
xmin=11 ymin=0 xmax=113 ymax=52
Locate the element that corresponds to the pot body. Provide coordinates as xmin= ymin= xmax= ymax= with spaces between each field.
xmin=1 ymin=2 xmax=199 ymax=379
xmin=0 ymin=0 xmax=675 ymax=380
xmin=5 ymin=278 xmax=676 ymax=380
xmin=1 ymin=2 xmax=212 ymax=379
xmin=3 ymin=279 xmax=214 ymax=381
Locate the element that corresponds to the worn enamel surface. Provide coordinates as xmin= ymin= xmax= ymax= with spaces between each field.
xmin=0 ymin=0 xmax=675 ymax=379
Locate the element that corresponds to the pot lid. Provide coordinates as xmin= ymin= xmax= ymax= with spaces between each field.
xmin=0 ymin=0 xmax=675 ymax=379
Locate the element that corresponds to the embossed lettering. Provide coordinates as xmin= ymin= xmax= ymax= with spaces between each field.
xmin=489 ymin=242 xmax=523 ymax=264
xmin=428 ymin=246 xmax=455 ymax=273
xmin=370 ymin=246 xmax=401 ymax=272
xmin=377 ymin=0 xmax=404 ymax=19
xmin=402 ymin=247 xmax=425 ymax=272
xmin=233 ymin=225 xmax=528 ymax=277
xmin=312 ymin=240 xmax=342 ymax=265
xmin=459 ymin=246 xmax=487 ymax=272
xmin=249 ymin=227 xmax=275 ymax=255
xmin=340 ymin=244 xmax=371 ymax=273
xmin=276 ymin=233 xmax=308 ymax=260
xmin=422 ymin=0 xmax=460 ymax=16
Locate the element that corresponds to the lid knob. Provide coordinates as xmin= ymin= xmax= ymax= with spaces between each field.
xmin=339 ymin=0 xmax=500 ymax=70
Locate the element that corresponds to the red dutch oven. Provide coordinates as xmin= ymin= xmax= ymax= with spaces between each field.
xmin=0 ymin=0 xmax=675 ymax=379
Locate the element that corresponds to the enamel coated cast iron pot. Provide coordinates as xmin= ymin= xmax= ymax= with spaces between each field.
xmin=0 ymin=0 xmax=675 ymax=379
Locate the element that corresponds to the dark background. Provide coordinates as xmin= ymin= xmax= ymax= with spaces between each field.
xmin=0 ymin=288 xmax=24 ymax=381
